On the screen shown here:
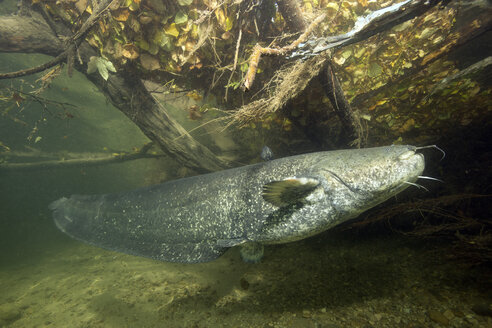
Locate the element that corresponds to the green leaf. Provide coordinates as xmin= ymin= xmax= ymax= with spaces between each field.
xmin=341 ymin=49 xmax=352 ymax=59
xmin=87 ymin=56 xmax=116 ymax=80
xmin=224 ymin=16 xmax=233 ymax=31
xmin=148 ymin=43 xmax=160 ymax=55
xmin=87 ymin=56 xmax=98 ymax=74
xmin=368 ymin=62 xmax=382 ymax=78
xmin=177 ymin=0 xmax=192 ymax=5
xmin=240 ymin=62 xmax=249 ymax=73
xmin=165 ymin=23 xmax=180 ymax=38
xmin=105 ymin=60 xmax=116 ymax=73
xmin=136 ymin=38 xmax=150 ymax=51
xmin=175 ymin=11 xmax=188 ymax=25
xmin=153 ymin=31 xmax=166 ymax=46
xmin=96 ymin=60 xmax=109 ymax=80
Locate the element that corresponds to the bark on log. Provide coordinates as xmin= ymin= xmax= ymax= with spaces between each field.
xmin=0 ymin=14 xmax=62 ymax=55
xmin=276 ymin=0 xmax=306 ymax=32
xmin=85 ymin=61 xmax=229 ymax=173
xmin=0 ymin=11 xmax=230 ymax=173
xmin=319 ymin=63 xmax=361 ymax=146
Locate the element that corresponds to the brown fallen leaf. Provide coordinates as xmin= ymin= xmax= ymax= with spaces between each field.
xmin=122 ymin=44 xmax=139 ymax=59
xmin=113 ymin=8 xmax=130 ymax=22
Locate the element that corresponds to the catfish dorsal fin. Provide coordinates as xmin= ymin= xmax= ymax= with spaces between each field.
xmin=261 ymin=145 xmax=274 ymax=161
xmin=262 ymin=177 xmax=319 ymax=207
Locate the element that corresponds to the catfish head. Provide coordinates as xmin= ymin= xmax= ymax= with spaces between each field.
xmin=259 ymin=145 xmax=426 ymax=243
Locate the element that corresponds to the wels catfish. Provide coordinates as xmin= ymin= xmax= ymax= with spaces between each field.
xmin=50 ymin=145 xmax=428 ymax=263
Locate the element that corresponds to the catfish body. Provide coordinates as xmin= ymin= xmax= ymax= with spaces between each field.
xmin=50 ymin=145 xmax=425 ymax=263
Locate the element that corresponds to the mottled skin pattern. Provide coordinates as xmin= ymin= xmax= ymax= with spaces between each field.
xmin=50 ymin=145 xmax=425 ymax=263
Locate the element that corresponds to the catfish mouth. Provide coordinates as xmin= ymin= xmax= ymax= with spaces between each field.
xmin=354 ymin=150 xmax=425 ymax=214
xmin=383 ymin=151 xmax=425 ymax=196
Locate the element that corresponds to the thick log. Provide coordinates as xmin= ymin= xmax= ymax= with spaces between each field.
xmin=0 ymin=14 xmax=62 ymax=55
xmin=276 ymin=0 xmax=306 ymax=32
xmin=85 ymin=61 xmax=229 ymax=173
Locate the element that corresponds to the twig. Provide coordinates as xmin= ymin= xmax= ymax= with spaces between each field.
xmin=0 ymin=53 xmax=67 ymax=79
xmin=242 ymin=13 xmax=326 ymax=91
xmin=224 ymin=29 xmax=242 ymax=101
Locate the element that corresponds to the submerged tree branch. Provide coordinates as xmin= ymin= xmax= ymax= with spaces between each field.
xmin=319 ymin=62 xmax=362 ymax=147
xmin=0 ymin=144 xmax=164 ymax=171
xmin=237 ymin=0 xmax=447 ymax=146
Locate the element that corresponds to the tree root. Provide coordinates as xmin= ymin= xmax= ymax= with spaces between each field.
xmin=352 ymin=194 xmax=492 ymax=265
xmin=242 ymin=13 xmax=326 ymax=91
xmin=230 ymin=54 xmax=328 ymax=127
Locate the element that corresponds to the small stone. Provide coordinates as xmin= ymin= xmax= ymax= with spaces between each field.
xmin=443 ymin=309 xmax=454 ymax=320
xmin=428 ymin=310 xmax=449 ymax=326
xmin=465 ymin=315 xmax=479 ymax=326
xmin=240 ymin=277 xmax=250 ymax=290
xmin=452 ymin=308 xmax=465 ymax=318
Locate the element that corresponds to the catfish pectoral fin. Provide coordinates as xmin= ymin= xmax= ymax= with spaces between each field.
xmin=262 ymin=177 xmax=320 ymax=207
